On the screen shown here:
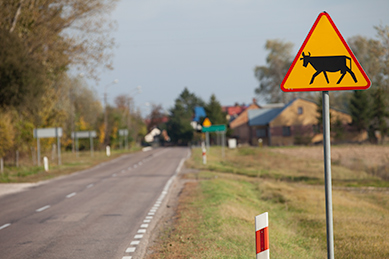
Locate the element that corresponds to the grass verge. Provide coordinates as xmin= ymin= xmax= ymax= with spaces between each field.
xmin=0 ymin=147 xmax=141 ymax=183
xmin=147 ymin=146 xmax=389 ymax=258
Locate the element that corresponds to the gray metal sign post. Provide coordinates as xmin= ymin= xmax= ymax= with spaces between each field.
xmin=280 ymin=12 xmax=371 ymax=259
xmin=89 ymin=131 xmax=94 ymax=157
xmin=119 ymin=129 xmax=129 ymax=150
xmin=322 ymin=91 xmax=334 ymax=259
xmin=56 ymin=128 xmax=61 ymax=165
xmin=71 ymin=131 xmax=97 ymax=157
xmin=202 ymin=125 xmax=226 ymax=157
xmin=34 ymin=128 xmax=63 ymax=166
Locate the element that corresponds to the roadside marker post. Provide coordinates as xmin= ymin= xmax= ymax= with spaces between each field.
xmin=255 ymin=212 xmax=269 ymax=259
xmin=202 ymin=148 xmax=207 ymax=165
xmin=201 ymin=141 xmax=207 ymax=164
xmin=43 ymin=157 xmax=49 ymax=172
xmin=281 ymin=12 xmax=371 ymax=259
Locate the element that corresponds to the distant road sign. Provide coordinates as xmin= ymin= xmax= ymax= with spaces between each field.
xmin=281 ymin=12 xmax=370 ymax=92
xmin=34 ymin=128 xmax=63 ymax=138
xmin=118 ymin=129 xmax=129 ymax=136
xmin=202 ymin=118 xmax=212 ymax=127
xmin=202 ymin=125 xmax=226 ymax=132
xmin=71 ymin=131 xmax=97 ymax=139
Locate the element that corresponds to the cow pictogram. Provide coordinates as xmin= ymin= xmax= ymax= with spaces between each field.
xmin=300 ymin=52 xmax=358 ymax=84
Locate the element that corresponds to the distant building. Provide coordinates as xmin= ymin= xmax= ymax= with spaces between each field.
xmin=229 ymin=99 xmax=261 ymax=144
xmin=222 ymin=103 xmax=247 ymax=122
xmin=229 ymin=98 xmax=364 ymax=146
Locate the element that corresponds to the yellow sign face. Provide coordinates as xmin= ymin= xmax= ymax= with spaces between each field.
xmin=202 ymin=118 xmax=212 ymax=127
xmin=281 ymin=12 xmax=370 ymax=92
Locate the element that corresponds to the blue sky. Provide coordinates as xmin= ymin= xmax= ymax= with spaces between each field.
xmin=91 ymin=0 xmax=389 ymax=116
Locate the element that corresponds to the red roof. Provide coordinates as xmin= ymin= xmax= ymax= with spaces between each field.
xmin=222 ymin=106 xmax=246 ymax=116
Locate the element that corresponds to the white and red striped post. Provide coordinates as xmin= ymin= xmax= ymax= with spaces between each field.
xmin=255 ymin=212 xmax=269 ymax=259
xmin=202 ymin=148 xmax=207 ymax=164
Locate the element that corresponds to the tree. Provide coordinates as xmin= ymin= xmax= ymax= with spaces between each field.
xmin=316 ymin=94 xmax=324 ymax=134
xmin=348 ymin=35 xmax=383 ymax=88
xmin=0 ymin=111 xmax=14 ymax=158
xmin=371 ymin=88 xmax=389 ymax=143
xmin=348 ymin=25 xmax=389 ymax=141
xmin=167 ymin=88 xmax=204 ymax=145
xmin=72 ymin=78 xmax=103 ymax=129
xmin=167 ymin=100 xmax=193 ymax=145
xmin=254 ymin=39 xmax=294 ymax=103
xmin=0 ymin=0 xmax=118 ymax=81
xmin=147 ymin=104 xmax=166 ymax=132
xmin=0 ymin=29 xmax=47 ymax=108
xmin=205 ymin=94 xmax=227 ymax=125
xmin=374 ymin=24 xmax=389 ymax=91
xmin=349 ymin=90 xmax=370 ymax=132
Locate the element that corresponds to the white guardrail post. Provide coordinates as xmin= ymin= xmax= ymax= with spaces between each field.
xmin=255 ymin=212 xmax=269 ymax=259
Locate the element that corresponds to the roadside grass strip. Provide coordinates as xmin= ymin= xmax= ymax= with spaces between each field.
xmin=146 ymin=146 xmax=389 ymax=259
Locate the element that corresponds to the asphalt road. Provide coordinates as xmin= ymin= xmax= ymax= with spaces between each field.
xmin=0 ymin=147 xmax=189 ymax=259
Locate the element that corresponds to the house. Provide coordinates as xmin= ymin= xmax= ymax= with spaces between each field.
xmin=222 ymin=104 xmax=247 ymax=122
xmin=247 ymin=98 xmax=352 ymax=146
xmin=229 ymin=99 xmax=261 ymax=144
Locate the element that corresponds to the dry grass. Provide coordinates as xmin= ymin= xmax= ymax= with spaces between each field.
xmin=0 ymin=147 xmax=141 ymax=183
xmin=148 ymin=145 xmax=389 ymax=258
xmin=271 ymin=145 xmax=389 ymax=180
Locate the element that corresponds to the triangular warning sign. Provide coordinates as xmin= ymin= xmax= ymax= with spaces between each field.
xmin=281 ymin=12 xmax=371 ymax=92
xmin=202 ymin=117 xmax=212 ymax=127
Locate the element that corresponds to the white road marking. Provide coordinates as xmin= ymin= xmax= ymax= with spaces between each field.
xmin=137 ymin=229 xmax=146 ymax=233
xmin=150 ymin=209 xmax=157 ymax=213
xmin=112 ymin=173 xmax=117 ymax=177
xmin=86 ymin=184 xmax=94 ymax=188
xmin=126 ymin=247 xmax=136 ymax=253
xmin=122 ymin=256 xmax=132 ymax=259
xmin=0 ymin=223 xmax=11 ymax=230
xmin=134 ymin=234 xmax=143 ymax=239
xmin=140 ymin=224 xmax=149 ymax=228
xmin=143 ymin=219 xmax=151 ymax=223
xmin=36 ymin=205 xmax=50 ymax=212
xmin=148 ymin=212 xmax=155 ymax=216
xmin=66 ymin=192 xmax=76 ymax=198
xmin=130 ymin=241 xmax=140 ymax=245
xmin=146 ymin=216 xmax=153 ymax=219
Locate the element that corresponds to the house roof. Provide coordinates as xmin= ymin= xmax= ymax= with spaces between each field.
xmin=248 ymin=108 xmax=284 ymax=126
xmin=229 ymin=102 xmax=261 ymax=129
xmin=223 ymin=105 xmax=246 ymax=117
xmin=247 ymin=98 xmax=298 ymax=126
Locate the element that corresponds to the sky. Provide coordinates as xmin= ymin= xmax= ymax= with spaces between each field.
xmin=91 ymin=0 xmax=389 ymax=117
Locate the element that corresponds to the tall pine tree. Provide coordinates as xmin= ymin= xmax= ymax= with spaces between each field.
xmin=371 ymin=88 xmax=389 ymax=143
xmin=349 ymin=90 xmax=370 ymax=132
xmin=205 ymin=94 xmax=227 ymax=125
xmin=167 ymin=88 xmax=204 ymax=145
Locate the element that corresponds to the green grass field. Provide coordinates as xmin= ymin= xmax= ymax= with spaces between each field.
xmin=0 ymin=147 xmax=141 ymax=183
xmin=147 ymin=146 xmax=389 ymax=258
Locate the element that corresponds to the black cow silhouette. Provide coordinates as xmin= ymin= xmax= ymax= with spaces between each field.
xmin=300 ymin=52 xmax=358 ymax=84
